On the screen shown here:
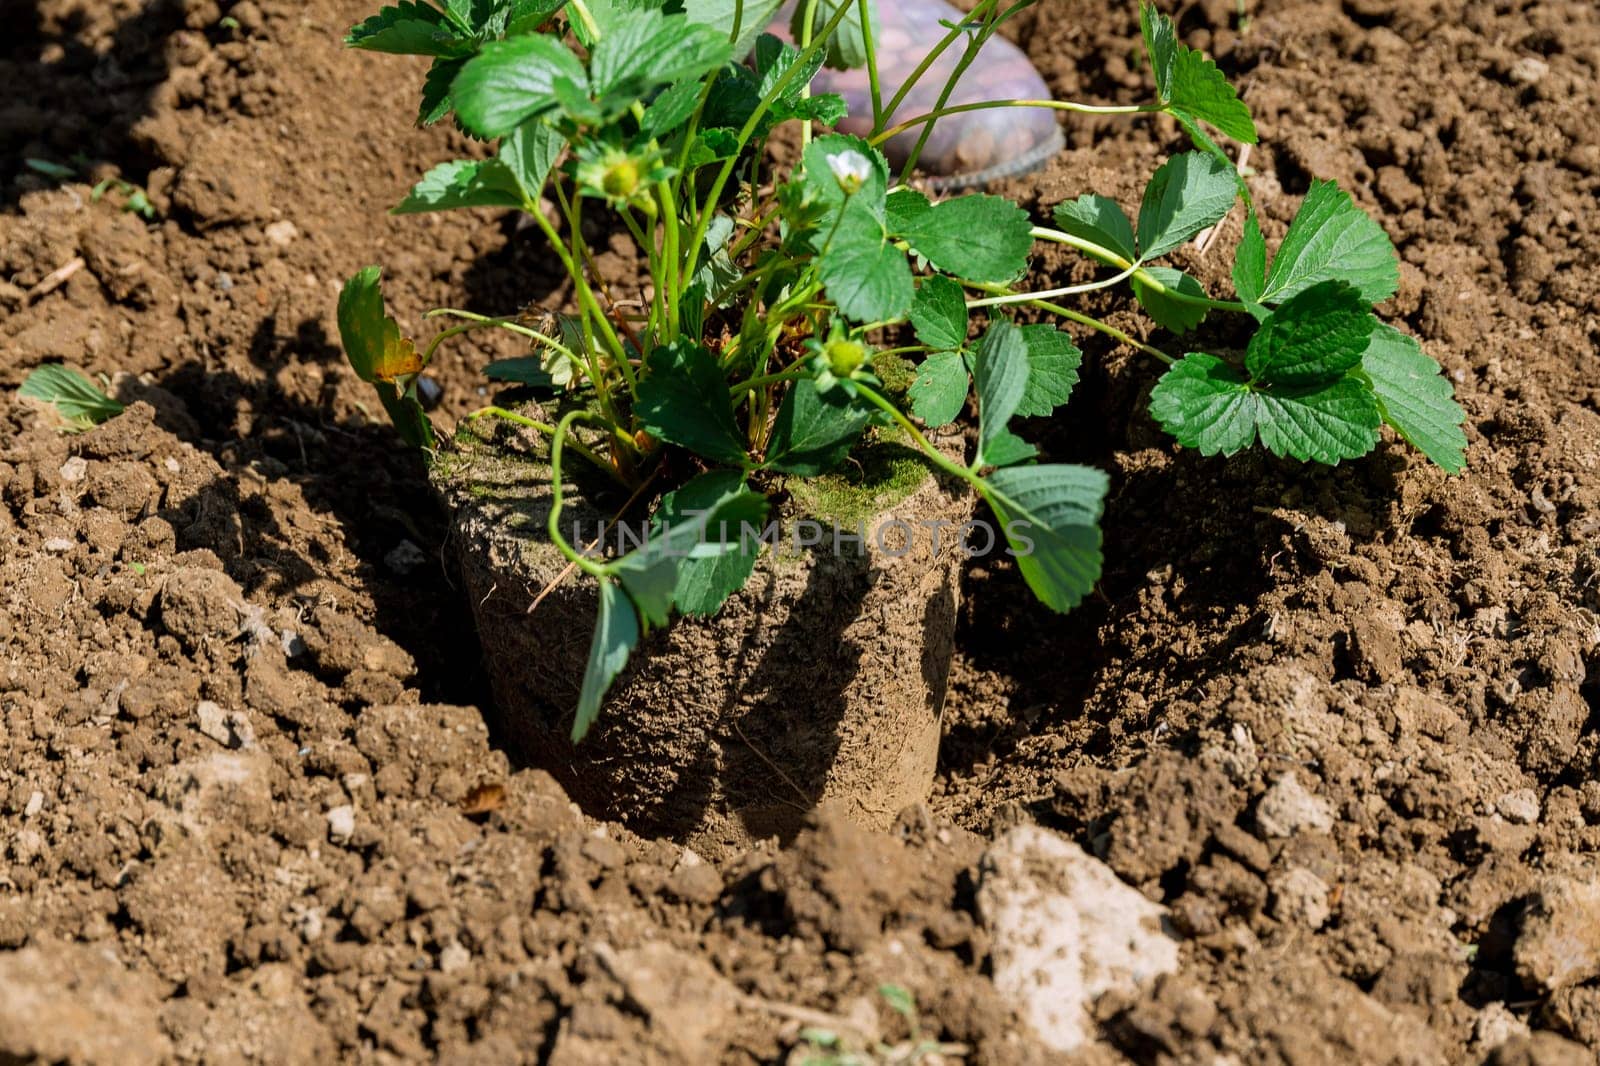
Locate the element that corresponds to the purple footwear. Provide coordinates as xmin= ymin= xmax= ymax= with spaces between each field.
xmin=781 ymin=0 xmax=1064 ymax=188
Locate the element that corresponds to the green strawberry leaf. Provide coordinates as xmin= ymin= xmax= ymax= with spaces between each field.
xmin=909 ymin=275 xmax=968 ymax=352
xmin=755 ymin=31 xmax=826 ymax=104
xmin=1357 ymin=323 xmax=1468 ymax=473
xmin=652 ymin=470 xmax=771 ymax=616
xmin=908 ymin=350 xmax=970 ymax=428
xmin=1148 ymin=353 xmax=1256 ymax=456
xmin=338 ymin=267 xmax=421 ymax=384
xmin=1245 ymin=282 xmax=1375 ymax=386
xmin=1232 ymin=210 xmax=1267 ymax=307
xmin=451 ymin=34 xmax=587 ymax=138
xmin=505 ymin=0 xmax=567 ymax=35
xmin=1139 ymin=1 xmax=1178 ymax=99
xmin=1132 ymin=266 xmax=1210 ymax=333
xmin=484 ymin=357 xmax=554 ymax=387
xmin=974 ymin=319 xmax=1029 ymax=459
xmin=640 ymin=79 xmax=703 ymax=137
xmin=774 ymin=92 xmax=848 ymax=125
xmin=346 ymin=2 xmax=467 ymax=56
xmin=1167 ymin=39 xmax=1257 ymax=144
xmin=1259 ymin=180 xmax=1399 ymax=306
xmin=336 ymin=268 xmax=435 ymax=450
xmin=573 ymin=579 xmax=638 ymax=742
xmin=588 ymin=10 xmax=732 ymax=101
xmin=1014 ymin=325 xmax=1082 ymax=418
xmin=885 ymin=188 xmax=932 ymax=234
xmin=635 ymin=340 xmax=748 ymax=466
xmin=1137 ymin=151 xmax=1239 ymax=259
xmin=1141 ymin=3 xmax=1254 ymax=144
xmin=392 ymin=158 xmax=525 ymax=214
xmin=498 ymin=117 xmax=565 ymax=200
xmin=1053 ymin=194 xmax=1137 ymax=263
xmin=981 ymin=464 xmax=1109 ymax=612
xmin=899 ymin=194 xmax=1033 ymax=283
xmin=1149 ymin=352 xmax=1381 ymax=463
xmin=682 ymin=0 xmax=787 ymax=57
xmin=764 ymin=382 xmax=873 ymax=475
xmin=419 ymin=57 xmax=468 ymax=125
xmin=1254 ymin=378 xmax=1382 ymax=463
xmin=980 ymin=429 xmax=1038 ymax=468
xmin=818 ymin=201 xmax=913 ymax=322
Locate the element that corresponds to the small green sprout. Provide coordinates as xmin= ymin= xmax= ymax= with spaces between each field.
xmin=24 ymin=158 xmax=77 ymax=181
xmin=18 ymin=365 xmax=125 ymax=432
xmin=793 ymin=985 xmax=965 ymax=1065
xmin=91 ymin=178 xmax=157 ymax=220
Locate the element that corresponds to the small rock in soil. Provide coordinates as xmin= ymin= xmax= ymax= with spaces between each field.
xmin=416 ymin=375 xmax=443 ymax=410
xmin=594 ymin=941 xmax=739 ymax=1062
xmin=1474 ymin=1002 xmax=1532 ymax=1054
xmin=977 ymin=825 xmax=1179 ymax=1052
xmin=1497 ymin=789 xmax=1541 ymax=825
xmin=1513 ymin=876 xmax=1600 ymax=992
xmin=194 ymin=699 xmax=254 ymax=749
xmin=1268 ymin=867 xmax=1332 ymax=929
xmin=384 ymin=538 xmax=427 ymax=576
xmin=263 ymin=219 xmax=298 ymax=247
xmin=325 ymin=804 xmax=356 ymax=845
xmin=159 ymin=567 xmax=246 ymax=650
xmin=1255 ymin=771 xmax=1336 ymax=839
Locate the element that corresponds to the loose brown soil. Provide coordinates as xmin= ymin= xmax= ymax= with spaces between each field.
xmin=2 ymin=0 xmax=1598 ymax=1062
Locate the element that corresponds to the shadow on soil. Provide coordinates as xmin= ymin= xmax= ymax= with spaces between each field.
xmin=123 ymin=321 xmax=493 ymax=712
xmin=941 ymin=335 xmax=1411 ymax=785
xmin=3 ymin=0 xmax=190 ymax=198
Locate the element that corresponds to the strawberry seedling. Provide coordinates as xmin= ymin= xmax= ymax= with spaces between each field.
xmin=338 ymin=0 xmax=1466 ymax=736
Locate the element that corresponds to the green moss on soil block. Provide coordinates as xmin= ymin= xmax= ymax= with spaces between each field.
xmin=785 ymin=429 xmax=933 ymax=528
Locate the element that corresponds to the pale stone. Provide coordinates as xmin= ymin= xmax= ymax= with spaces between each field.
xmin=1255 ymin=771 xmax=1336 ymax=838
xmin=325 ymin=805 xmax=356 ymax=845
xmin=977 ymin=825 xmax=1179 ymax=1052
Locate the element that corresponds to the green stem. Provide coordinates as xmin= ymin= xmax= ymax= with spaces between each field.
xmin=682 ymin=0 xmax=856 ymax=293
xmin=563 ymin=184 xmax=637 ymax=395
xmin=966 ymin=282 xmax=1174 ymax=365
xmin=658 ymin=180 xmax=682 ymax=344
xmin=1028 ymin=226 xmax=1250 ymax=312
xmin=567 ymin=0 xmax=602 ymax=41
xmin=857 ymin=0 xmax=884 ymax=129
xmin=524 ymin=182 xmax=629 ymax=394
xmin=730 ymin=363 xmax=809 ymax=397
xmin=462 ymin=406 xmax=626 ymax=486
xmin=548 ymin=410 xmax=611 ymax=576
xmin=871 ymin=98 xmax=1156 ymax=146
xmin=964 ymin=263 xmax=1139 ymax=308
xmin=618 ymin=207 xmax=663 ymax=340
xmin=900 ymin=0 xmax=1038 ymax=180
xmin=797 ymin=0 xmax=821 ymax=149
xmin=853 ymin=382 xmax=977 ymax=485
xmin=879 ymin=0 xmax=998 ymax=123
xmin=423 ymin=310 xmax=580 ymax=362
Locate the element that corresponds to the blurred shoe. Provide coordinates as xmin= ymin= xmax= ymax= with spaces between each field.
xmin=778 ymin=0 xmax=1064 ymax=188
